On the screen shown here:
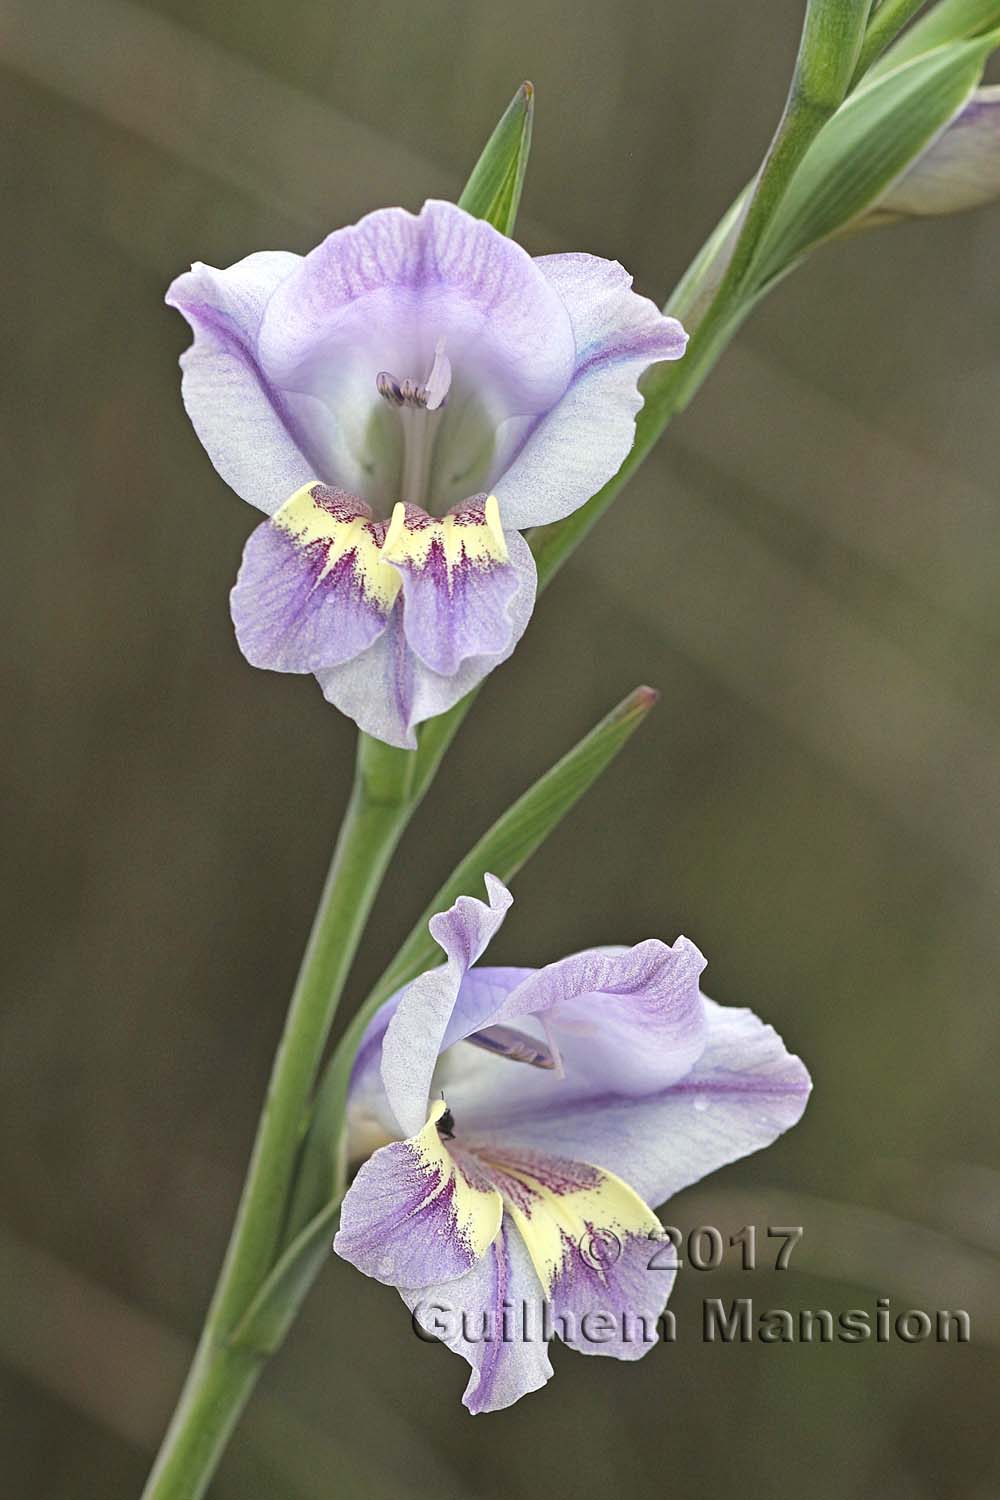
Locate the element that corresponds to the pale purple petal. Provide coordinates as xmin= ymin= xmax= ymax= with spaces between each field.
xmin=165 ymin=253 xmax=313 ymax=515
xmin=257 ymin=201 xmax=576 ymax=501
xmin=334 ymin=1101 xmax=502 ymax=1289
xmin=314 ymin=531 xmax=535 ymax=748
xmin=490 ymin=939 xmax=709 ymax=1092
xmin=493 ymin=254 xmax=688 ymax=530
xmin=401 ymin=1223 xmax=554 ymax=1414
xmin=547 ymin=1226 xmax=675 ymax=1362
xmin=459 ymin=998 xmax=811 ymax=1209
xmin=472 ymin=1144 xmax=673 ymax=1363
xmin=379 ymin=877 xmax=513 ymax=1137
xmin=344 ymin=967 xmax=527 ymax=1168
xmin=384 ymin=499 xmax=531 ymax=677
xmin=875 ymin=87 xmax=1000 ymax=219
xmin=431 ymin=940 xmax=709 ymax=1126
xmin=230 ymin=486 xmax=393 ymax=672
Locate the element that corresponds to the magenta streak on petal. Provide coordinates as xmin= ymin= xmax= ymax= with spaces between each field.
xmin=457 ymin=1145 xmax=603 ymax=1217
xmin=391 ymin=510 xmax=520 ymax=678
xmin=547 ymin=1228 xmax=674 ymax=1357
xmin=388 ymin=604 xmax=417 ymax=737
xmin=231 ymin=521 xmax=391 ymax=673
xmin=570 ymin=325 xmax=688 ymax=381
xmin=464 ymin=1230 xmax=511 ymax=1415
xmin=335 ymin=1138 xmax=487 ymax=1287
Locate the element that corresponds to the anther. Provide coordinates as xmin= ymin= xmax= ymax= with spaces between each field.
xmin=464 ymin=1024 xmax=557 ymax=1070
xmin=376 ymin=371 xmax=405 ymax=406
xmin=375 ymin=339 xmax=452 ymax=412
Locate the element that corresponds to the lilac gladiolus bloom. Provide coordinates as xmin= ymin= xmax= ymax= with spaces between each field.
xmin=335 ymin=876 xmax=811 ymax=1412
xmin=166 ymin=202 xmax=687 ymax=746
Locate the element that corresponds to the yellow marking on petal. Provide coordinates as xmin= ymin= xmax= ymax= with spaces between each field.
xmin=382 ymin=499 xmax=510 ymax=577
xmin=482 ymin=495 xmax=505 ymax=553
xmin=489 ymin=1156 xmax=662 ymax=1296
xmin=272 ymin=483 xmax=401 ymax=611
xmin=410 ymin=1101 xmax=503 ymax=1261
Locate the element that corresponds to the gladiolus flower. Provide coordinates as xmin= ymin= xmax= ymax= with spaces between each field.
xmin=334 ymin=876 xmax=811 ymax=1411
xmin=167 ymin=203 xmax=687 ymax=745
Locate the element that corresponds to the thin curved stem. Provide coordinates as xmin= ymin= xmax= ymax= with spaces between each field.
xmin=141 ymin=737 xmax=415 ymax=1500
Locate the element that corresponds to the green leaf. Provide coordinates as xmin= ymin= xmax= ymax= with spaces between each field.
xmin=871 ymin=0 xmax=1000 ymax=74
xmin=458 ymin=81 xmax=534 ymax=235
xmin=752 ymin=33 xmax=995 ymax=281
xmin=229 ymin=1196 xmax=342 ymax=1355
xmin=285 ymin=685 xmax=659 ymax=1235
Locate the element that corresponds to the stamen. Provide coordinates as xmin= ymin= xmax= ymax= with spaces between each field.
xmin=375 ymin=339 xmax=453 ymax=507
xmin=375 ymin=339 xmax=453 ymax=412
xmin=375 ymin=371 xmax=404 ymax=406
xmin=464 ymin=1024 xmax=557 ymax=1070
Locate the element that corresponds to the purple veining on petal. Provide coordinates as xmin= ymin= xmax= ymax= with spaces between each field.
xmin=231 ymin=486 xmax=395 ymax=673
xmin=466 ymin=1147 xmax=604 ymax=1216
xmin=336 ymin=877 xmax=811 ymax=1409
xmin=167 ymin=208 xmax=692 ymax=744
xmin=177 ymin=298 xmax=308 ymax=464
xmin=450 ymin=998 xmax=811 ymax=1210
xmin=400 ymin=1222 xmax=553 ymax=1414
xmin=434 ymin=937 xmax=710 ymax=1116
xmin=256 ymin=201 xmax=577 ymax=499
xmin=334 ymin=1131 xmax=500 ymax=1290
xmin=386 ymin=498 xmax=523 ymax=677
xmin=547 ymin=1228 xmax=675 ymax=1360
xmin=165 ymin=254 xmax=320 ymax=516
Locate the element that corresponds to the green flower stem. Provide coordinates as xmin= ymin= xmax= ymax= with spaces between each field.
xmin=139 ymin=1343 xmax=263 ymax=1500
xmin=141 ymin=736 xmax=417 ymax=1500
xmin=707 ymin=0 xmax=869 ymax=304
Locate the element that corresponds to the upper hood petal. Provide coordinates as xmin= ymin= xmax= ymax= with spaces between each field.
xmin=256 ymin=200 xmax=576 ymax=501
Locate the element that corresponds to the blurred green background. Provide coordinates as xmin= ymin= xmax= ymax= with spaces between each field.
xmin=3 ymin=0 xmax=1000 ymax=1495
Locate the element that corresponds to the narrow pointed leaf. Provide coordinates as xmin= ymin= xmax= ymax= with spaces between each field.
xmin=458 ymin=81 xmax=534 ymax=235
